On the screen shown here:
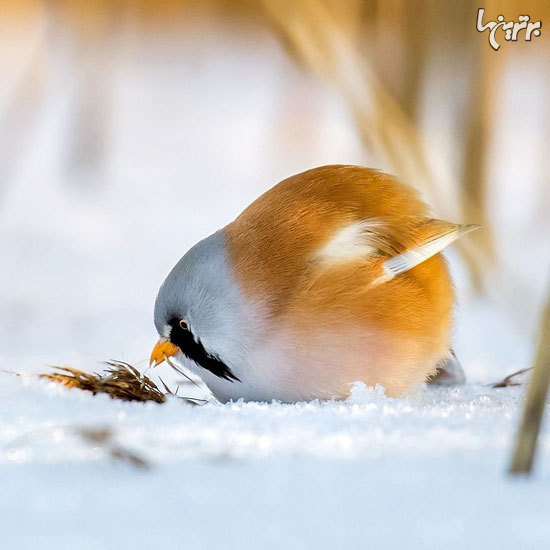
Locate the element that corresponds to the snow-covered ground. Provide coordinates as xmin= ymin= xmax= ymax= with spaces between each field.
xmin=2 ymin=374 xmax=549 ymax=549
xmin=1 ymin=11 xmax=549 ymax=549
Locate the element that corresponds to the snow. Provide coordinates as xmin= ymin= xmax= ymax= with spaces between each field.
xmin=1 ymin=375 xmax=549 ymax=549
xmin=1 ymin=11 xmax=550 ymax=550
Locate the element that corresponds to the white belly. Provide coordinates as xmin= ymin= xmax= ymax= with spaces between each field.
xmin=174 ymin=324 xmax=435 ymax=403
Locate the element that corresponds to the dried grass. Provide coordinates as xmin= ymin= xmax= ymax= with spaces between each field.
xmin=76 ymin=426 xmax=150 ymax=469
xmin=490 ymin=367 xmax=533 ymax=388
xmin=4 ymin=361 xmax=208 ymax=470
xmin=4 ymin=424 xmax=151 ymax=470
xmin=40 ymin=360 xmax=207 ymax=406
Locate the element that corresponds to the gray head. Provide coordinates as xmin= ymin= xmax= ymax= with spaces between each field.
xmin=153 ymin=230 xmax=254 ymax=381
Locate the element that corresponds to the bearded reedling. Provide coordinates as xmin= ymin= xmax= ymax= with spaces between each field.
xmin=151 ymin=165 xmax=477 ymax=402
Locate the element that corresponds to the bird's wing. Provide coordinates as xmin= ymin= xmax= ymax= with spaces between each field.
xmin=378 ymin=220 xmax=480 ymax=282
xmin=313 ymin=218 xmax=478 ymax=282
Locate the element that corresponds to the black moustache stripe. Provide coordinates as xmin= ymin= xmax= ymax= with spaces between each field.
xmin=169 ymin=322 xmax=240 ymax=383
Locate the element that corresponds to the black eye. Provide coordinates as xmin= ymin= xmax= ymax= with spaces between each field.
xmin=179 ymin=319 xmax=188 ymax=330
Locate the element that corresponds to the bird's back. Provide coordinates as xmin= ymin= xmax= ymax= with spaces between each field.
xmin=224 ymin=165 xmax=455 ymax=398
xmin=226 ymin=165 xmax=438 ymax=308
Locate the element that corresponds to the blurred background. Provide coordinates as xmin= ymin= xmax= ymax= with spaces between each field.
xmin=1 ymin=0 xmax=549 ymax=381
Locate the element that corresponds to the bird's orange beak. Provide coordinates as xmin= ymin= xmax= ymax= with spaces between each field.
xmin=150 ymin=338 xmax=180 ymax=367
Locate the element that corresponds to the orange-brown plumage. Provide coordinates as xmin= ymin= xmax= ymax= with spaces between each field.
xmin=225 ymin=165 xmax=458 ymax=397
xmin=152 ymin=165 xmax=476 ymax=401
xmin=226 ymin=165 xmax=432 ymax=309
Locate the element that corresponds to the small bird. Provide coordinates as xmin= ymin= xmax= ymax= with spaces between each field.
xmin=150 ymin=165 xmax=477 ymax=403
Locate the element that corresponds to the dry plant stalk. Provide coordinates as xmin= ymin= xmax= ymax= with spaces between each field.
xmin=5 ymin=425 xmax=150 ymax=470
xmin=460 ymin=0 xmax=503 ymax=279
xmin=490 ymin=367 xmax=533 ymax=388
xmin=510 ymin=292 xmax=550 ymax=474
xmin=77 ymin=427 xmax=150 ymax=469
xmin=41 ymin=360 xmax=206 ymax=405
xmin=262 ymin=0 xmax=447 ymax=211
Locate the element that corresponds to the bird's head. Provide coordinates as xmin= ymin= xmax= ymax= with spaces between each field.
xmin=149 ymin=230 xmax=245 ymax=382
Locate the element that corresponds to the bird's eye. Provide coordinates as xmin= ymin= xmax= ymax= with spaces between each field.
xmin=179 ymin=319 xmax=188 ymax=330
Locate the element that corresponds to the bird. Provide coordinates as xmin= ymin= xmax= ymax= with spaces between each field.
xmin=150 ymin=165 xmax=477 ymax=403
